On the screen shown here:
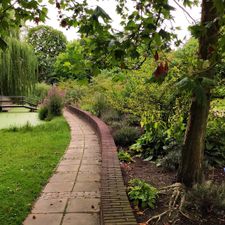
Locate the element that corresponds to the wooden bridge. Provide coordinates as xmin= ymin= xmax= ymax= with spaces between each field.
xmin=0 ymin=96 xmax=38 ymax=112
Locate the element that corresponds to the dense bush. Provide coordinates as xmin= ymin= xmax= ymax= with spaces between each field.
xmin=101 ymin=109 xmax=121 ymax=124
xmin=113 ymin=126 xmax=141 ymax=147
xmin=160 ymin=148 xmax=181 ymax=171
xmin=38 ymin=106 xmax=48 ymax=120
xmin=91 ymin=93 xmax=109 ymax=117
xmin=34 ymin=83 xmax=51 ymax=102
xmin=186 ymin=182 xmax=225 ymax=216
xmin=128 ymin=179 xmax=158 ymax=209
xmin=205 ymin=117 xmax=225 ymax=166
xmin=38 ymin=86 xmax=64 ymax=120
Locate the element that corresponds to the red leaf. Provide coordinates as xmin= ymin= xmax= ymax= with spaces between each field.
xmin=154 ymin=51 xmax=159 ymax=61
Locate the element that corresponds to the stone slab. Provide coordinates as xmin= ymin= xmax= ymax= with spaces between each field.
xmin=23 ymin=214 xmax=63 ymax=225
xmin=43 ymin=182 xmax=74 ymax=193
xmin=32 ymin=198 xmax=67 ymax=213
xmin=67 ymin=198 xmax=100 ymax=213
xmin=72 ymin=182 xmax=100 ymax=192
xmin=62 ymin=213 xmax=99 ymax=225
xmin=56 ymin=164 xmax=79 ymax=172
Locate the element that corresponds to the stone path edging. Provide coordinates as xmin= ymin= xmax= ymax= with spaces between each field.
xmin=67 ymin=105 xmax=137 ymax=225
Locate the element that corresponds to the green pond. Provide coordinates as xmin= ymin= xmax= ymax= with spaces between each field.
xmin=0 ymin=108 xmax=43 ymax=129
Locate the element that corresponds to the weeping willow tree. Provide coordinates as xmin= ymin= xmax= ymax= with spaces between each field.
xmin=0 ymin=37 xmax=37 ymax=96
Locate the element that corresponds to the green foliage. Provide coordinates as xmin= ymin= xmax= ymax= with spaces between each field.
xmin=27 ymin=25 xmax=67 ymax=82
xmin=54 ymin=40 xmax=91 ymax=80
xmin=48 ymin=94 xmax=63 ymax=117
xmin=29 ymin=83 xmax=51 ymax=103
xmin=128 ymin=179 xmax=158 ymax=209
xmin=186 ymin=182 xmax=225 ymax=216
xmin=205 ymin=117 xmax=225 ymax=166
xmin=38 ymin=106 xmax=48 ymax=121
xmin=39 ymin=86 xmax=64 ymax=120
xmin=0 ymin=1 xmax=48 ymax=49
xmin=91 ymin=93 xmax=109 ymax=117
xmin=101 ymin=109 xmax=121 ymax=124
xmin=160 ymin=149 xmax=181 ymax=171
xmin=130 ymin=111 xmax=185 ymax=160
xmin=118 ymin=150 xmax=133 ymax=163
xmin=113 ymin=126 xmax=141 ymax=148
xmin=0 ymin=37 xmax=37 ymax=96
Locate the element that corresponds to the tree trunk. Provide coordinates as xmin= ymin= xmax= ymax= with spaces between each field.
xmin=178 ymin=94 xmax=210 ymax=187
xmin=177 ymin=0 xmax=220 ymax=187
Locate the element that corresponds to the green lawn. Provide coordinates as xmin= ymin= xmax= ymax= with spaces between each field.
xmin=0 ymin=117 xmax=70 ymax=225
xmin=0 ymin=108 xmax=43 ymax=129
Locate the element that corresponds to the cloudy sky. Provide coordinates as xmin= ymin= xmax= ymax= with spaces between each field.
xmin=29 ymin=0 xmax=201 ymax=43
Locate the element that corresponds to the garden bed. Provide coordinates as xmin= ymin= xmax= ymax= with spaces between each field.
xmin=121 ymin=158 xmax=225 ymax=225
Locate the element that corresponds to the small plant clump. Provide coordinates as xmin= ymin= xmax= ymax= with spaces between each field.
xmin=113 ymin=126 xmax=141 ymax=147
xmin=185 ymin=181 xmax=225 ymax=216
xmin=160 ymin=150 xmax=181 ymax=171
xmin=128 ymin=178 xmax=158 ymax=209
xmin=118 ymin=150 xmax=133 ymax=163
xmin=38 ymin=86 xmax=64 ymax=121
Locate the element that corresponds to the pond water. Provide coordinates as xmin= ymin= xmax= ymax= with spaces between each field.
xmin=0 ymin=108 xmax=43 ymax=129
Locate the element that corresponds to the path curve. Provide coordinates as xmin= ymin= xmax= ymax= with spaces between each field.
xmin=24 ymin=109 xmax=101 ymax=225
xmin=24 ymin=107 xmax=136 ymax=225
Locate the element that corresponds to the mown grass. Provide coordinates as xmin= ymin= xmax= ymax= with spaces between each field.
xmin=0 ymin=117 xmax=70 ymax=225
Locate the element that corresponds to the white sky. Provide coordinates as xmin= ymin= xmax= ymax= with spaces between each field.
xmin=28 ymin=0 xmax=201 ymax=44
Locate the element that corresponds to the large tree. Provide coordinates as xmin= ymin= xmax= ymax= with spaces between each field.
xmin=0 ymin=0 xmax=224 ymax=187
xmin=27 ymin=25 xmax=67 ymax=82
xmin=0 ymin=36 xmax=37 ymax=96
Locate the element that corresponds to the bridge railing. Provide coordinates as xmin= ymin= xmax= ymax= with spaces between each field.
xmin=0 ymin=96 xmax=39 ymax=110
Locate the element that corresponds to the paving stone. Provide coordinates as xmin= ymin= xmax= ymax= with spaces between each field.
xmin=77 ymin=172 xmax=100 ymax=182
xmin=43 ymin=182 xmax=74 ymax=192
xmin=62 ymin=213 xmax=99 ymax=225
xmin=32 ymin=198 xmax=67 ymax=213
xmin=56 ymin=164 xmax=79 ymax=172
xmin=73 ymin=182 xmax=100 ymax=192
xmin=23 ymin=214 xmax=63 ymax=225
xmin=59 ymin=160 xmax=81 ymax=165
xmin=67 ymin=198 xmax=100 ymax=213
xmin=80 ymin=165 xmax=101 ymax=173
xmin=82 ymin=159 xmax=101 ymax=165
xmin=49 ymin=172 xmax=77 ymax=183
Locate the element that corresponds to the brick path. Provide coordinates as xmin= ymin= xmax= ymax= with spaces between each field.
xmin=23 ymin=109 xmax=101 ymax=225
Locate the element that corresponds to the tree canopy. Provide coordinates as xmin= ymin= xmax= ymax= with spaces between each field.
xmin=27 ymin=25 xmax=67 ymax=82
xmin=0 ymin=36 xmax=37 ymax=96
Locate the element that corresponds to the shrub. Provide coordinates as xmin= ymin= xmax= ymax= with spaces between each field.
xmin=48 ymin=93 xmax=63 ymax=117
xmin=113 ymin=126 xmax=141 ymax=147
xmin=38 ymin=106 xmax=48 ymax=120
xmin=32 ymin=83 xmax=50 ymax=103
xmin=92 ymin=93 xmax=108 ymax=117
xmin=118 ymin=150 xmax=133 ymax=163
xmin=101 ymin=109 xmax=121 ymax=124
xmin=160 ymin=148 xmax=181 ymax=171
xmin=64 ymin=86 xmax=87 ymax=105
xmin=186 ymin=182 xmax=225 ymax=216
xmin=39 ymin=86 xmax=64 ymax=120
xmin=205 ymin=117 xmax=225 ymax=166
xmin=128 ymin=178 xmax=158 ymax=209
